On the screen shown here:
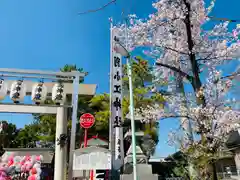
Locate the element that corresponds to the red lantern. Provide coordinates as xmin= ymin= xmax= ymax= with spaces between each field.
xmin=31 ymin=168 xmax=37 ymax=175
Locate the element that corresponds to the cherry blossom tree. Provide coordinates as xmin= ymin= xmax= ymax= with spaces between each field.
xmin=166 ymin=71 xmax=240 ymax=179
xmin=114 ymin=0 xmax=240 ymax=179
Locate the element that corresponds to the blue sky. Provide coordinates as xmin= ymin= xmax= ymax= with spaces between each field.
xmin=0 ymin=0 xmax=239 ymax=157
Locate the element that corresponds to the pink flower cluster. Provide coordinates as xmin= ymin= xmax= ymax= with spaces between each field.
xmin=0 ymin=153 xmax=43 ymax=180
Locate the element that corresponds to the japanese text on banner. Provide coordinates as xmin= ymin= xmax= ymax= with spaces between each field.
xmin=111 ymin=32 xmax=124 ymax=168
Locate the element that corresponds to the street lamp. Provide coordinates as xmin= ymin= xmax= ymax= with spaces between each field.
xmin=114 ymin=38 xmax=138 ymax=180
xmin=114 ymin=37 xmax=130 ymax=58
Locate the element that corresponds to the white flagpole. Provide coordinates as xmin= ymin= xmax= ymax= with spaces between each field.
xmin=124 ymin=19 xmax=138 ymax=180
xmin=109 ymin=17 xmax=113 ymax=153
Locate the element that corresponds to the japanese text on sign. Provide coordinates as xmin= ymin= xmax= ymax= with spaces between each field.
xmin=73 ymin=152 xmax=111 ymax=170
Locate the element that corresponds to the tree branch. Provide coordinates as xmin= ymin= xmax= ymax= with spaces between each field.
xmin=158 ymin=45 xmax=189 ymax=55
xmin=221 ymin=72 xmax=240 ymax=79
xmin=155 ymin=61 xmax=193 ymax=82
xmin=160 ymin=115 xmax=192 ymax=120
xmin=197 ymin=50 xmax=230 ymax=62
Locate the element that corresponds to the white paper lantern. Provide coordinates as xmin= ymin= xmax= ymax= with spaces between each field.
xmin=9 ymin=80 xmax=26 ymax=103
xmin=0 ymin=79 xmax=8 ymax=101
xmin=52 ymin=82 xmax=65 ymax=105
xmin=31 ymin=82 xmax=47 ymax=104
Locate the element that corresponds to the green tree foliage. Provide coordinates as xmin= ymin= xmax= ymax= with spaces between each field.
xmin=0 ymin=121 xmax=44 ymax=152
xmin=165 ymin=152 xmax=190 ymax=178
xmin=88 ymin=93 xmax=110 ymax=135
xmin=123 ymin=56 xmax=153 ymax=89
xmin=14 ymin=123 xmax=40 ymax=148
xmin=0 ymin=121 xmax=19 ymax=154
xmin=60 ymin=64 xmax=84 ymax=74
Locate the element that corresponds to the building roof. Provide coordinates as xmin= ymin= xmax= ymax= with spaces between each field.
xmin=80 ymin=136 xmax=108 ymax=147
xmin=73 ymin=146 xmax=110 ymax=155
xmin=87 ymin=139 xmax=108 ymax=146
xmin=126 ymin=144 xmax=145 ymax=156
xmin=2 ymin=148 xmax=54 ymax=164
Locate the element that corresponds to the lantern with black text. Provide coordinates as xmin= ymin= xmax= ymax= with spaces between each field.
xmin=0 ymin=79 xmax=8 ymax=101
xmin=31 ymin=82 xmax=47 ymax=105
xmin=10 ymin=80 xmax=26 ymax=103
xmin=52 ymin=82 xmax=65 ymax=105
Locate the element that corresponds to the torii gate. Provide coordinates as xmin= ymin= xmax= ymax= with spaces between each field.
xmin=0 ymin=68 xmax=97 ymax=180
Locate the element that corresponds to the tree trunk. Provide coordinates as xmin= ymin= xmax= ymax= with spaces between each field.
xmin=212 ymin=162 xmax=218 ymax=180
xmin=183 ymin=0 xmax=206 ymax=106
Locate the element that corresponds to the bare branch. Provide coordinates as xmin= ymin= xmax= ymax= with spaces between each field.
xmin=197 ymin=49 xmax=230 ymax=62
xmin=197 ymin=54 xmax=229 ymax=62
xmin=78 ymin=0 xmax=116 ymax=15
xmin=160 ymin=115 xmax=190 ymax=120
xmin=163 ymin=46 xmax=189 ymax=55
xmin=221 ymin=72 xmax=240 ymax=79
xmin=155 ymin=61 xmax=193 ymax=82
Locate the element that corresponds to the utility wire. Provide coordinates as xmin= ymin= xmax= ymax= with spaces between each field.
xmin=78 ymin=0 xmax=116 ymax=15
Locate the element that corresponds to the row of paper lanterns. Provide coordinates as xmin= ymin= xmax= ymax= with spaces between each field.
xmin=0 ymin=79 xmax=66 ymax=105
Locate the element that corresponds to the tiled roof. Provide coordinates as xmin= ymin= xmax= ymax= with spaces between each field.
xmin=86 ymin=137 xmax=108 ymax=146
xmin=126 ymin=144 xmax=145 ymax=156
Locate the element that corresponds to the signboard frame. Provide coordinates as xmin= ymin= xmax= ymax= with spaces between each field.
xmin=73 ymin=147 xmax=112 ymax=171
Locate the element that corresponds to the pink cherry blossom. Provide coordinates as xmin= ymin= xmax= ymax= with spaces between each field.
xmin=0 ymin=155 xmax=43 ymax=179
xmin=114 ymin=0 xmax=240 ymax=171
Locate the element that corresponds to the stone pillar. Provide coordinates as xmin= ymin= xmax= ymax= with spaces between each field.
xmin=54 ymin=107 xmax=67 ymax=180
xmin=234 ymin=148 xmax=240 ymax=175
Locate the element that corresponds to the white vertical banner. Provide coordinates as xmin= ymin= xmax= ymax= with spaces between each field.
xmin=111 ymin=28 xmax=124 ymax=170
